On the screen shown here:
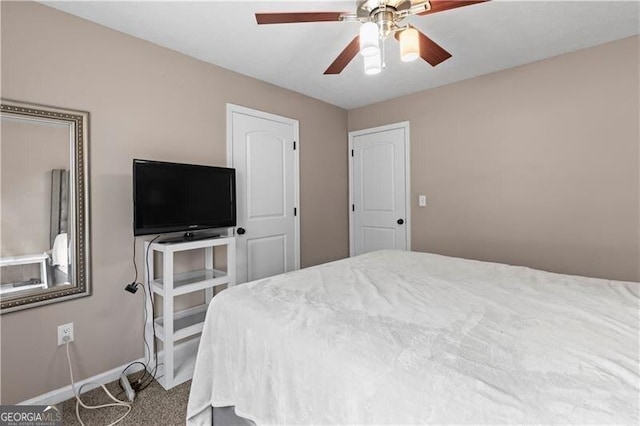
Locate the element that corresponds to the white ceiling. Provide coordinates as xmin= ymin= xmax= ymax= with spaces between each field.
xmin=43 ymin=1 xmax=639 ymax=109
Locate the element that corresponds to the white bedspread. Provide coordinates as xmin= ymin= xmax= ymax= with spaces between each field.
xmin=187 ymin=250 xmax=640 ymax=425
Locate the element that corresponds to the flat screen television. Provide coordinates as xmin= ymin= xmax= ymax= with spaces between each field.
xmin=133 ymin=159 xmax=236 ymax=237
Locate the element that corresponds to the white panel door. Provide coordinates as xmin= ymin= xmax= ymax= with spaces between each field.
xmin=350 ymin=123 xmax=410 ymax=256
xmin=228 ymin=105 xmax=299 ymax=284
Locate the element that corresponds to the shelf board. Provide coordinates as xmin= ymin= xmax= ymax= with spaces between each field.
xmin=154 ymin=304 xmax=208 ymax=342
xmin=149 ymin=235 xmax=234 ymax=253
xmin=151 ymin=269 xmax=229 ymax=296
xmin=0 ymin=252 xmax=48 ymax=267
xmin=0 ymin=282 xmax=47 ymax=295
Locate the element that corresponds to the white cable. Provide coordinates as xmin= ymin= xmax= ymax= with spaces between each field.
xmin=65 ymin=341 xmax=132 ymax=426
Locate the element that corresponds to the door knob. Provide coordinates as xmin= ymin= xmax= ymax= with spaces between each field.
xmin=237 ymin=227 xmax=246 ymax=235
xmin=397 ymin=219 xmax=404 ymax=225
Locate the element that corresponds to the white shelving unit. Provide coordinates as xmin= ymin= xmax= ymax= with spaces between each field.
xmin=144 ymin=236 xmax=235 ymax=390
xmin=0 ymin=253 xmax=49 ymax=291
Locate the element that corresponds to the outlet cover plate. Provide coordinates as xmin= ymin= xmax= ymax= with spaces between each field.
xmin=57 ymin=322 xmax=74 ymax=345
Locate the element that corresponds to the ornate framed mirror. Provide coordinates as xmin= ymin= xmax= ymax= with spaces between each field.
xmin=1 ymin=100 xmax=91 ymax=313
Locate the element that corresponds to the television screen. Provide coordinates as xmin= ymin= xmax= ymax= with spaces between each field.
xmin=133 ymin=159 xmax=236 ymax=236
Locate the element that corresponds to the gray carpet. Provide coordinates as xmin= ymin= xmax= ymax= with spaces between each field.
xmin=59 ymin=372 xmax=190 ymax=425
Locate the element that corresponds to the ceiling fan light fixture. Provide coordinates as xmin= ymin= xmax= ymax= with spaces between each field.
xmin=359 ymin=22 xmax=380 ymax=57
xmin=400 ymin=27 xmax=420 ymax=62
xmin=364 ymin=52 xmax=382 ymax=75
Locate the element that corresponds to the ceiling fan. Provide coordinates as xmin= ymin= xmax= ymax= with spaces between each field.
xmin=255 ymin=0 xmax=489 ymax=75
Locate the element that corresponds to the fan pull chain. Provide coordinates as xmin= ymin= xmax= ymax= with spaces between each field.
xmin=382 ymin=38 xmax=387 ymax=68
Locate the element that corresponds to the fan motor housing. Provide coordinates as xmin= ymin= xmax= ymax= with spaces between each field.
xmin=373 ymin=10 xmax=397 ymax=35
xmin=360 ymin=0 xmax=417 ymax=14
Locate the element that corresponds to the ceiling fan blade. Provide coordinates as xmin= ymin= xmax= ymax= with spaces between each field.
xmin=419 ymin=0 xmax=489 ymax=16
xmin=394 ymin=27 xmax=452 ymax=67
xmin=324 ymin=36 xmax=360 ymax=75
xmin=255 ymin=12 xmax=346 ymax=25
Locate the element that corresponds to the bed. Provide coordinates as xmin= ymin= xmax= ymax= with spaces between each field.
xmin=187 ymin=250 xmax=640 ymax=425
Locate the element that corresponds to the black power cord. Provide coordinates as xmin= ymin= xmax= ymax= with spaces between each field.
xmin=120 ymin=235 xmax=162 ymax=396
xmin=124 ymin=236 xmax=141 ymax=294
xmin=125 ymin=236 xmax=140 ymax=293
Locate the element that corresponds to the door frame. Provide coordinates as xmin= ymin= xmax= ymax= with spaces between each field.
xmin=348 ymin=121 xmax=411 ymax=256
xmin=226 ymin=103 xmax=301 ymax=271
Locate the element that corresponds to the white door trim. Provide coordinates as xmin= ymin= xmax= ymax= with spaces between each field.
xmin=226 ymin=103 xmax=301 ymax=271
xmin=348 ymin=121 xmax=411 ymax=257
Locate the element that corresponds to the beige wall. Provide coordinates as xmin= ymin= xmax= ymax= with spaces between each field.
xmin=349 ymin=36 xmax=639 ymax=282
xmin=0 ymin=1 xmax=348 ymax=403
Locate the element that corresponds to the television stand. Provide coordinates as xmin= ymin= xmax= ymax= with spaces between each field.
xmin=144 ymin=236 xmax=236 ymax=390
xmin=158 ymin=231 xmax=220 ymax=244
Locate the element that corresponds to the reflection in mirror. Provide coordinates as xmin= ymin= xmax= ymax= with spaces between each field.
xmin=0 ymin=100 xmax=90 ymax=313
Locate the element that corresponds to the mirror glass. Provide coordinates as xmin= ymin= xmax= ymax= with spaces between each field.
xmin=0 ymin=100 xmax=90 ymax=313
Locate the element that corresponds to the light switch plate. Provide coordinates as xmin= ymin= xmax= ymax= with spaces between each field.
xmin=418 ymin=195 xmax=427 ymax=207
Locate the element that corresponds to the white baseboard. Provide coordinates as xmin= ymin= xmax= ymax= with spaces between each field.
xmin=18 ymin=357 xmax=146 ymax=406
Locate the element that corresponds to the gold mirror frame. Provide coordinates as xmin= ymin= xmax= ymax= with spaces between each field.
xmin=1 ymin=100 xmax=91 ymax=313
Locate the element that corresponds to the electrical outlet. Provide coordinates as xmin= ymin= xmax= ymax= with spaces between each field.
xmin=57 ymin=322 xmax=74 ymax=345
